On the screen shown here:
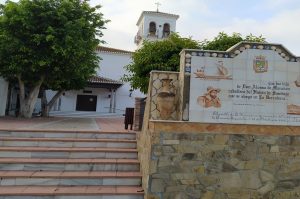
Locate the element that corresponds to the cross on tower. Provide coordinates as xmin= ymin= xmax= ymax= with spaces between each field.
xmin=155 ymin=2 xmax=161 ymax=12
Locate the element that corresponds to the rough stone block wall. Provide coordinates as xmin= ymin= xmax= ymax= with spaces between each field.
xmin=147 ymin=131 xmax=300 ymax=199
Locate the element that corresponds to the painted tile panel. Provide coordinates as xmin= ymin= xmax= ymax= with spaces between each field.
xmin=189 ymin=48 xmax=300 ymax=126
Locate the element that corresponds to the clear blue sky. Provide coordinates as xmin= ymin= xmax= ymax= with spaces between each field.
xmin=1 ymin=0 xmax=300 ymax=55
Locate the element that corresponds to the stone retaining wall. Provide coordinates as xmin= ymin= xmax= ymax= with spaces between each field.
xmin=134 ymin=97 xmax=146 ymax=131
xmin=140 ymin=121 xmax=300 ymax=199
xmin=138 ymin=70 xmax=300 ymax=199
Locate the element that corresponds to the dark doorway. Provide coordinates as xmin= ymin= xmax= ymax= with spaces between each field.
xmin=76 ymin=95 xmax=97 ymax=111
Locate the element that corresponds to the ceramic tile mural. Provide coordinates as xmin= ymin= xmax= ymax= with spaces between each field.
xmin=188 ymin=44 xmax=300 ymax=126
xmin=149 ymin=71 xmax=179 ymax=120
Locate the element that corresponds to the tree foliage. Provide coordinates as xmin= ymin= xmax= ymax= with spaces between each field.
xmin=124 ymin=33 xmax=200 ymax=93
xmin=125 ymin=32 xmax=266 ymax=94
xmin=0 ymin=0 xmax=108 ymax=118
xmin=199 ymin=32 xmax=266 ymax=51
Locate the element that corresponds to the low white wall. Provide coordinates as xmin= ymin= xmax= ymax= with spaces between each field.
xmin=0 ymin=77 xmax=8 ymax=116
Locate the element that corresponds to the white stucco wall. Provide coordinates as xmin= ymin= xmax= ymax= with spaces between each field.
xmin=46 ymin=51 xmax=145 ymax=114
xmin=0 ymin=77 xmax=8 ymax=116
xmin=97 ymin=51 xmax=145 ymax=112
xmin=47 ymin=49 xmax=145 ymax=115
xmin=47 ymin=87 xmax=115 ymax=113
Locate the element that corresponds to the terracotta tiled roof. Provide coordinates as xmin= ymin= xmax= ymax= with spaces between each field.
xmin=96 ymin=46 xmax=133 ymax=54
xmin=137 ymin=11 xmax=179 ymax=25
xmin=88 ymin=76 xmax=123 ymax=85
xmin=87 ymin=76 xmax=123 ymax=89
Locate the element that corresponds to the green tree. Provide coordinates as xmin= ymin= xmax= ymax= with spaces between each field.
xmin=0 ymin=0 xmax=108 ymax=118
xmin=125 ymin=32 xmax=266 ymax=94
xmin=199 ymin=32 xmax=266 ymax=51
xmin=124 ymin=33 xmax=200 ymax=93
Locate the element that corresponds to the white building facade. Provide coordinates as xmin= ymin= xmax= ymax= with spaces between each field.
xmin=47 ymin=47 xmax=145 ymax=116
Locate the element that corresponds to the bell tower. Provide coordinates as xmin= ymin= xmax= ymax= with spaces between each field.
xmin=134 ymin=9 xmax=179 ymax=48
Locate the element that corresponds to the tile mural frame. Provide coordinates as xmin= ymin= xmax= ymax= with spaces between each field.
xmin=180 ymin=41 xmax=300 ymax=125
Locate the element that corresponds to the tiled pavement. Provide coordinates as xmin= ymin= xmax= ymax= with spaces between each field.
xmin=0 ymin=116 xmax=127 ymax=132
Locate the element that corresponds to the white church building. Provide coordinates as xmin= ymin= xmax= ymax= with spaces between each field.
xmin=0 ymin=10 xmax=179 ymax=117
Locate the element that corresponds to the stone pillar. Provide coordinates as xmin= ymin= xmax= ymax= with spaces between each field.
xmin=113 ymin=90 xmax=117 ymax=113
xmin=109 ymin=89 xmax=113 ymax=113
xmin=134 ymin=97 xmax=146 ymax=131
xmin=0 ymin=77 xmax=8 ymax=116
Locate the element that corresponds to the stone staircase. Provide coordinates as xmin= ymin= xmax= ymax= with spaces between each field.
xmin=0 ymin=129 xmax=144 ymax=199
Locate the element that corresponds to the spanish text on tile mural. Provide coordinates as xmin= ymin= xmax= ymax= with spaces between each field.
xmin=228 ymin=81 xmax=290 ymax=101
xmin=188 ymin=49 xmax=300 ymax=126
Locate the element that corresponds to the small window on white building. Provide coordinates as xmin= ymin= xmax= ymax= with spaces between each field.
xmin=149 ymin=22 xmax=156 ymax=36
xmin=163 ymin=23 xmax=170 ymax=37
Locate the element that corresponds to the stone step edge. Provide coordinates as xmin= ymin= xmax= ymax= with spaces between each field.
xmin=0 ymin=171 xmax=142 ymax=178
xmin=0 ymin=185 xmax=144 ymax=196
xmin=0 ymin=129 xmax=137 ymax=134
xmin=0 ymin=137 xmax=137 ymax=143
xmin=0 ymin=147 xmax=137 ymax=153
xmin=0 ymin=158 xmax=140 ymax=164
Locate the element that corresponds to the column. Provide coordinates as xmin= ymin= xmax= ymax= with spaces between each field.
xmin=109 ymin=89 xmax=113 ymax=113
xmin=113 ymin=89 xmax=117 ymax=113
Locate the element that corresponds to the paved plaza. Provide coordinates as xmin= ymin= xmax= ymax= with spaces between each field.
xmin=0 ymin=116 xmax=128 ymax=132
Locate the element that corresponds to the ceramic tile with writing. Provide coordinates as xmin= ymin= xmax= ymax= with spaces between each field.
xmin=189 ymin=79 xmax=206 ymax=113
xmin=245 ymin=61 xmax=263 ymax=81
xmin=273 ymin=60 xmax=287 ymax=72
xmin=232 ymin=58 xmax=246 ymax=70
xmin=274 ymin=71 xmax=288 ymax=82
xmin=202 ymin=110 xmax=219 ymax=123
xmin=232 ymin=69 xmax=246 ymax=81
xmin=288 ymin=92 xmax=300 ymax=105
xmin=234 ymin=48 xmax=248 ymax=60
xmin=197 ymin=110 xmax=207 ymax=123
xmin=272 ymin=50 xmax=289 ymax=62
xmin=273 ymin=101 xmax=286 ymax=114
xmin=219 ymin=100 xmax=233 ymax=112
xmin=191 ymin=59 xmax=205 ymax=73
xmin=287 ymin=62 xmax=300 ymax=73
xmin=287 ymin=115 xmax=300 ymax=126
xmin=230 ymin=80 xmax=247 ymax=102
xmin=288 ymin=72 xmax=298 ymax=87
xmin=218 ymin=80 xmax=232 ymax=91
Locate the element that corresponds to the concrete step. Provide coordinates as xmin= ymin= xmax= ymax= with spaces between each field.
xmin=0 ymin=171 xmax=142 ymax=186
xmin=0 ymin=130 xmax=137 ymax=139
xmin=0 ymin=129 xmax=143 ymax=198
xmin=0 ymin=137 xmax=137 ymax=148
xmin=0 ymin=196 xmax=143 ymax=199
xmin=0 ymin=158 xmax=140 ymax=171
xmin=0 ymin=185 xmax=144 ymax=198
xmin=0 ymin=147 xmax=138 ymax=159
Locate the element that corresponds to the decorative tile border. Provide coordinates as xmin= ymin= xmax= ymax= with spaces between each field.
xmin=182 ymin=42 xmax=300 ymax=74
